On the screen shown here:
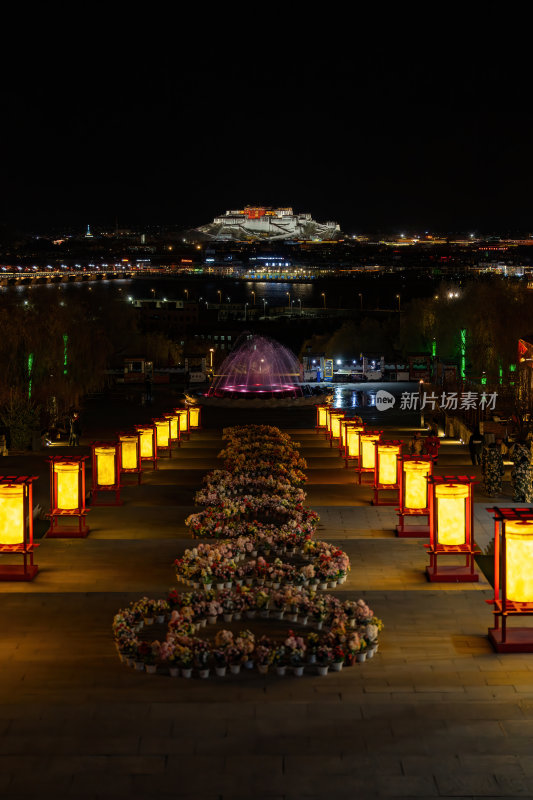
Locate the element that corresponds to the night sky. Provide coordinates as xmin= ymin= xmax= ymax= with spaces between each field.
xmin=1 ymin=15 xmax=530 ymax=235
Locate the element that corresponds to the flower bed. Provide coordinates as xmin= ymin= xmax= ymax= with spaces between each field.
xmin=113 ymin=424 xmax=383 ymax=677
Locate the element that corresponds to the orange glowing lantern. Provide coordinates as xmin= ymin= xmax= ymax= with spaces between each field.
xmin=487 ymin=508 xmax=533 ymax=652
xmin=173 ymin=408 xmax=190 ymax=441
xmin=188 ymin=406 xmax=201 ymax=431
xmin=135 ymin=424 xmax=158 ymax=470
xmin=373 ymin=440 xmax=402 ymax=505
xmin=153 ymin=418 xmax=172 ymax=458
xmin=91 ymin=442 xmax=122 ymax=506
xmin=356 ymin=430 xmax=381 ymax=484
xmin=426 ymin=475 xmax=478 ymax=582
xmin=47 ymin=455 xmax=89 ymax=537
xmin=0 ymin=475 xmax=39 ymax=580
xmin=118 ymin=431 xmax=142 ymax=485
xmin=316 ymin=404 xmax=329 ymax=432
xmin=343 ymin=422 xmax=365 ymax=465
xmin=164 ymin=413 xmax=182 ymax=447
xmin=328 ymin=410 xmax=345 ymax=446
xmin=396 ymin=455 xmax=432 ymax=537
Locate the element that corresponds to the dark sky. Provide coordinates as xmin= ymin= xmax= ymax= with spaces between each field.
xmin=1 ymin=13 xmax=531 ymax=234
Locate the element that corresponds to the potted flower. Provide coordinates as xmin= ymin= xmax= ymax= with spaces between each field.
xmin=226 ymin=644 xmax=245 ymax=675
xmin=176 ymin=644 xmax=193 ymax=678
xmin=141 ymin=641 xmax=161 ymax=674
xmin=155 ymin=599 xmax=170 ymax=624
xmin=272 ymin=645 xmax=287 ymax=676
xmin=254 ymin=636 xmax=274 ymax=675
xmin=330 ymin=645 xmax=345 ymax=672
xmin=206 ymin=599 xmax=222 ymax=625
xmin=256 ymin=590 xmax=270 ymax=618
xmin=306 ymin=632 xmax=319 ymax=664
xmin=236 ymin=629 xmax=256 ymax=669
xmin=285 ymin=631 xmax=307 ymax=677
xmin=213 ymin=647 xmax=228 ymax=677
xmin=193 ymin=640 xmax=211 ymax=678
xmin=316 ymin=644 xmax=332 ymax=676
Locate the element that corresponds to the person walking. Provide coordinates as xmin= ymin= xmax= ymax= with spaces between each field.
xmin=408 ymin=432 xmax=424 ymax=456
xmin=481 ymin=441 xmax=504 ymax=498
xmin=468 ymin=427 xmax=485 ymax=466
xmin=511 ymin=440 xmax=533 ymax=502
xmin=72 ymin=414 xmax=81 ymax=446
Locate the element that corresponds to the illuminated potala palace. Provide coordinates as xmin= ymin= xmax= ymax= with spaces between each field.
xmin=195 ymin=206 xmax=341 ymax=241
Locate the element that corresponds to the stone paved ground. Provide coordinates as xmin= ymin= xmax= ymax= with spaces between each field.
xmin=1 ymin=414 xmax=533 ymax=799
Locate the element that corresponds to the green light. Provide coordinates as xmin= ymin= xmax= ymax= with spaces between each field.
xmin=499 ymin=365 xmax=503 ymax=385
xmin=27 ymin=353 xmax=34 ymax=399
xmin=481 ymin=375 xmax=487 ymax=385
xmin=509 ymin=363 xmax=516 ymax=372
xmin=63 ymin=334 xmax=68 ymax=375
xmin=432 ymin=339 xmax=437 ymax=358
xmin=460 ymin=329 xmax=466 ymax=379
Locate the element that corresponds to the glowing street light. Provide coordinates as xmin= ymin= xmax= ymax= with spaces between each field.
xmin=373 ymin=440 xmax=403 ymax=505
xmin=358 ymin=293 xmax=363 ymax=310
xmin=251 ymin=291 xmax=256 ymax=305
xmin=396 ymin=455 xmax=432 ymax=537
xmin=184 ymin=289 xmax=189 ymax=300
xmin=321 ymin=292 xmax=326 ymax=309
xmin=91 ymin=442 xmax=122 ymax=506
xmin=426 ymin=475 xmax=478 ymax=582
xmin=286 ymin=291 xmax=291 ymax=308
xmin=217 ymin=290 xmax=222 ymax=304
xmin=396 ymin=294 xmax=401 ymax=312
xmin=209 ymin=348 xmax=214 ymax=368
xmin=0 ymin=475 xmax=39 ymax=580
xmin=47 ymin=456 xmax=90 ymax=537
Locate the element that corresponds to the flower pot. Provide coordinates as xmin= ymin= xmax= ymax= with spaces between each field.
xmin=215 ymin=666 xmax=227 ymax=677
xmin=134 ymin=661 xmax=145 ymax=671
xmin=223 ymin=613 xmax=233 ymax=622
xmin=316 ymin=665 xmax=329 ymax=676
xmin=367 ymin=645 xmax=377 ymax=659
xmin=181 ymin=668 xmax=193 ymax=678
xmin=225 ymin=582 xmax=233 ymax=589
xmin=318 ymin=582 xmax=328 ymax=591
xmin=293 ymin=665 xmax=304 ymax=677
xmin=199 ymin=669 xmax=210 ymax=679
xmin=193 ymin=581 xmax=200 ymax=589
xmin=169 ymin=667 xmax=179 ymax=677
xmin=287 ymin=613 xmax=298 ymax=622
xmin=356 ymin=652 xmax=367 ymax=663
xmin=307 ymin=654 xmax=317 ymax=664
xmin=275 ymin=666 xmax=287 ymax=677
xmin=229 ymin=664 xmax=241 ymax=675
xmin=331 ymin=661 xmax=343 ymax=672
xmin=155 ymin=615 xmax=165 ymax=624
xmin=245 ymin=578 xmax=254 ymax=587
xmin=236 ymin=580 xmax=243 ymax=587
xmin=125 ymin=657 xmax=134 ymax=668
xmin=298 ymin=616 xmax=308 ymax=626
xmin=328 ymin=580 xmax=337 ymax=589
xmin=259 ymin=609 xmax=269 ymax=618
xmin=273 ymin=610 xmax=284 ymax=620
xmin=251 ymin=550 xmax=258 ymax=557
xmin=309 ymin=583 xmax=319 ymax=592
xmin=207 ymin=615 xmax=217 ymax=625
xmin=234 ymin=612 xmax=242 ymax=621
xmin=338 ymin=575 xmax=346 ymax=585
xmin=203 ymin=583 xmax=212 ymax=592
xmin=316 ymin=621 xmax=324 ymax=631
xmin=244 ymin=659 xmax=254 ymax=670
xmin=245 ymin=610 xmax=256 ymax=619
xmin=145 ymin=664 xmax=158 ymax=674
xmin=143 ymin=617 xmax=154 ymax=626
xmin=216 ymin=583 xmax=224 ymax=591
xmin=257 ymin=663 xmax=269 ymax=675
xmin=272 ymin=582 xmax=280 ymax=590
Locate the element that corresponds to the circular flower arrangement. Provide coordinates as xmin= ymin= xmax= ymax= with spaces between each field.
xmin=112 ymin=424 xmax=384 ymax=677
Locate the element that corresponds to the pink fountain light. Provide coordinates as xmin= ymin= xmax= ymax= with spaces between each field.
xmin=208 ymin=335 xmax=303 ymax=399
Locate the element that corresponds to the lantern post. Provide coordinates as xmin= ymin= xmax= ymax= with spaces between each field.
xmin=356 ymin=430 xmax=381 ymax=484
xmin=373 ymin=440 xmax=402 ymax=505
xmin=425 ymin=475 xmax=478 ymax=582
xmin=396 ymin=455 xmax=432 ymax=537
xmin=91 ymin=442 xmax=122 ymax=506
xmin=135 ymin=424 xmax=158 ymax=470
xmin=173 ymin=408 xmax=190 ymax=441
xmin=0 ymin=475 xmax=39 ymax=580
xmin=343 ymin=421 xmax=365 ymax=467
xmin=328 ymin=410 xmax=345 ymax=448
xmin=316 ymin=404 xmax=329 ymax=433
xmin=187 ymin=405 xmax=202 ymax=431
xmin=487 ymin=507 xmax=533 ymax=652
xmin=118 ymin=431 xmax=142 ymax=485
xmin=47 ymin=455 xmax=89 ymax=537
xmin=164 ymin=412 xmax=182 ymax=448
xmin=153 ymin=418 xmax=172 ymax=458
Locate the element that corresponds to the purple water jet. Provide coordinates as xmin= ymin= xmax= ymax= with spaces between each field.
xmin=208 ymin=335 xmax=303 ymax=399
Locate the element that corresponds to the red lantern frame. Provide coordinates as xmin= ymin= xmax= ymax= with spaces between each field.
xmin=425 ymin=475 xmax=478 ymax=582
xmin=91 ymin=441 xmax=122 ymax=506
xmin=187 ymin=405 xmax=202 ymax=431
xmin=373 ymin=440 xmax=403 ymax=505
xmin=173 ymin=408 xmax=190 ymax=441
xmin=356 ymin=430 xmax=381 ymax=485
xmin=118 ymin=431 xmax=142 ymax=485
xmin=343 ymin=421 xmax=365 ymax=467
xmin=135 ymin=424 xmax=158 ymax=470
xmin=328 ymin=410 xmax=345 ymax=447
xmin=47 ymin=455 xmax=89 ymax=537
xmin=164 ymin=413 xmax=182 ymax=448
xmin=153 ymin=417 xmax=172 ymax=458
xmin=0 ymin=475 xmax=39 ymax=581
xmin=315 ymin=404 xmax=329 ymax=433
xmin=396 ymin=454 xmax=432 ymax=537
xmin=487 ymin=507 xmax=533 ymax=652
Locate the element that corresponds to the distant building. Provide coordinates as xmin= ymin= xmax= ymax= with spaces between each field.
xmin=196 ymin=206 xmax=341 ymax=242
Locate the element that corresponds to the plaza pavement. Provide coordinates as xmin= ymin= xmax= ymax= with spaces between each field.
xmin=1 ymin=408 xmax=533 ymax=799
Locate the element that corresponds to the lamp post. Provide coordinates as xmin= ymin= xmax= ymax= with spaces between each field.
xmin=298 ymin=298 xmax=302 ymax=315
xmin=153 ymin=418 xmax=172 ymax=458
xmin=315 ymin=404 xmax=329 ymax=432
xmin=118 ymin=431 xmax=143 ymax=483
xmin=396 ymin=455 xmax=432 ymax=537
xmin=184 ymin=289 xmax=189 ymax=300
xmin=244 ymin=302 xmax=248 ymax=321
xmin=47 ymin=455 xmax=90 ymax=536
xmin=321 ymin=292 xmax=326 ymax=309
xmin=426 ymin=475 xmax=478 ymax=582
xmin=358 ymin=292 xmax=363 ymax=310
xmin=287 ymin=291 xmax=291 ymax=309
xmin=356 ymin=430 xmax=381 ymax=485
xmin=91 ymin=442 xmax=122 ymax=506
xmin=135 ymin=424 xmax=158 ymax=470
xmin=217 ymin=290 xmax=222 ymax=304
xmin=251 ymin=290 xmax=255 ymax=306
xmin=373 ymin=440 xmax=403 ymax=505
xmin=487 ymin=507 xmax=533 ymax=651
xmin=396 ymin=294 xmax=401 ymax=312
xmin=0 ymin=475 xmax=39 ymax=580
xmin=188 ymin=406 xmax=201 ymax=430
xmin=263 ymin=299 xmax=267 ymax=316
xmin=209 ymin=348 xmax=214 ymax=368
xmin=343 ymin=421 xmax=365 ymax=467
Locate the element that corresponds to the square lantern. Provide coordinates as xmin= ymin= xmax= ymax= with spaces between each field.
xmin=328 ymin=410 xmax=345 ymax=447
xmin=153 ymin=417 xmax=172 ymax=458
xmin=173 ymin=408 xmax=190 ymax=441
xmin=164 ymin=413 xmax=182 ymax=448
xmin=425 ymin=475 xmax=478 ymax=582
xmin=119 ymin=431 xmax=142 ymax=485
xmin=316 ymin=404 xmax=329 ymax=433
xmin=188 ymin=405 xmax=202 ymax=431
xmin=356 ymin=430 xmax=381 ymax=484
xmin=343 ymin=422 xmax=365 ymax=467
xmin=47 ymin=455 xmax=90 ymax=537
xmin=91 ymin=442 xmax=122 ymax=506
xmin=487 ymin=508 xmax=533 ymax=652
xmin=135 ymin=424 xmax=158 ymax=470
xmin=0 ymin=475 xmax=39 ymax=581
xmin=396 ymin=455 xmax=433 ymax=537
xmin=373 ymin=440 xmax=403 ymax=505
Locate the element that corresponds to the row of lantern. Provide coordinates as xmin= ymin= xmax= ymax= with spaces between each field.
xmin=316 ymin=403 xmax=533 ymax=652
xmin=0 ymin=405 xmax=202 ymax=582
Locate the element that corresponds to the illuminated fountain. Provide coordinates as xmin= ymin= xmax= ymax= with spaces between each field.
xmin=198 ymin=335 xmax=317 ymax=408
